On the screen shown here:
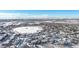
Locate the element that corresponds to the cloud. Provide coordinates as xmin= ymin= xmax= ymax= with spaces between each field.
xmin=0 ymin=13 xmax=50 ymax=19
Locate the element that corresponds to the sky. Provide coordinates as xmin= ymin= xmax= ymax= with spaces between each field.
xmin=0 ymin=10 xmax=79 ymax=19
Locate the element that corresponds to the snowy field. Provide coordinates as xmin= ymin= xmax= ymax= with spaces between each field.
xmin=13 ymin=26 xmax=43 ymax=34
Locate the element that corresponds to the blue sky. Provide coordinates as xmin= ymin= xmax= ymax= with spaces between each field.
xmin=0 ymin=10 xmax=79 ymax=15
xmin=0 ymin=10 xmax=79 ymax=19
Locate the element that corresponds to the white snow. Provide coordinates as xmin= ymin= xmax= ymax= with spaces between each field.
xmin=13 ymin=26 xmax=43 ymax=34
xmin=4 ymin=22 xmax=13 ymax=26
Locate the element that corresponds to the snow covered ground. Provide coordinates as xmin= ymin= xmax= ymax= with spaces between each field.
xmin=13 ymin=26 xmax=43 ymax=34
xmin=54 ymin=20 xmax=79 ymax=24
xmin=1 ymin=20 xmax=79 ymax=48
